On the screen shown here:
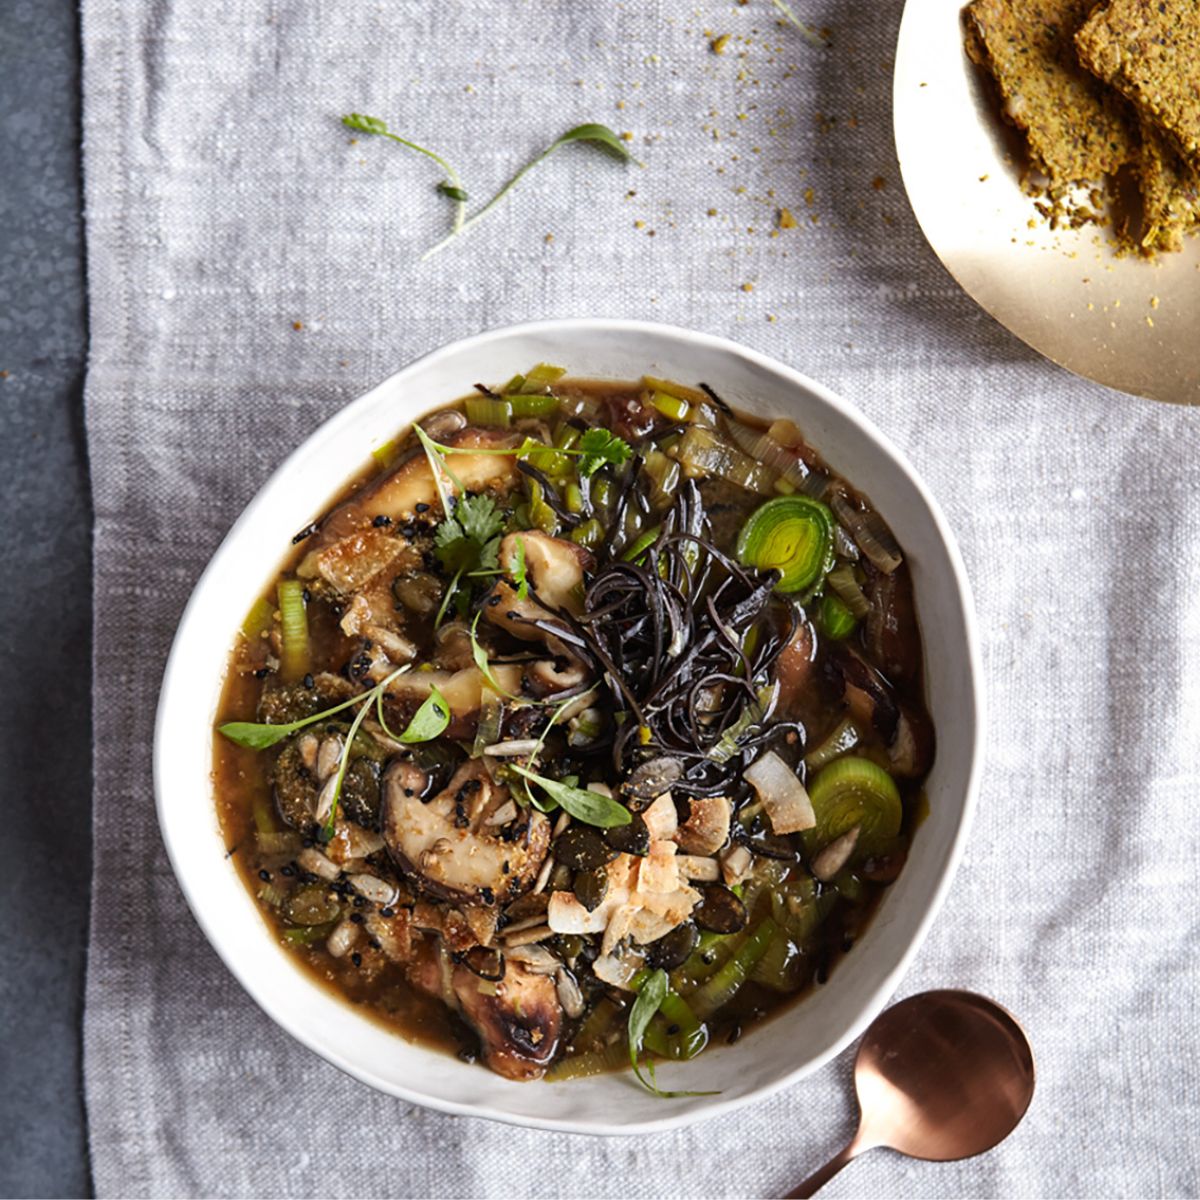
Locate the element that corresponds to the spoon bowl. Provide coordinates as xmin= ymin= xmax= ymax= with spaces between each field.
xmin=789 ymin=990 xmax=1035 ymax=1197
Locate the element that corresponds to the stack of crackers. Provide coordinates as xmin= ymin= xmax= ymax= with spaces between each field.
xmin=965 ymin=0 xmax=1200 ymax=255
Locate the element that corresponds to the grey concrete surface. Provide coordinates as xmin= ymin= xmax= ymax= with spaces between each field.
xmin=0 ymin=0 xmax=93 ymax=1196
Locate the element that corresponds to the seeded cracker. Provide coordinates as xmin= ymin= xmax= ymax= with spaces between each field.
xmin=1138 ymin=118 xmax=1200 ymax=253
xmin=965 ymin=0 xmax=1139 ymax=186
xmin=1076 ymin=0 xmax=1200 ymax=162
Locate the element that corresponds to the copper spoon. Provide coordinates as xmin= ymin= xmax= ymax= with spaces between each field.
xmin=787 ymin=990 xmax=1035 ymax=1198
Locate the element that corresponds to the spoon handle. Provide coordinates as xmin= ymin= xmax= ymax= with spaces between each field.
xmin=785 ymin=1133 xmax=870 ymax=1199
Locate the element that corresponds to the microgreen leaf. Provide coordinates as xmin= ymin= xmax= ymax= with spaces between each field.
xmin=576 ymin=428 xmax=633 ymax=477
xmin=396 ymin=685 xmax=451 ymax=743
xmin=511 ymin=766 xmax=632 ymax=828
xmin=343 ymin=113 xmax=466 ymax=233
xmin=629 ymin=969 xmax=669 ymax=1086
xmin=627 ymin=970 xmax=720 ymax=1098
xmin=512 ymin=535 xmax=529 ymax=601
xmin=469 ymin=611 xmax=522 ymax=700
xmin=323 ymin=675 xmax=378 ymax=838
xmin=423 ymin=122 xmax=638 ymax=259
xmin=218 ymin=683 xmax=386 ymax=749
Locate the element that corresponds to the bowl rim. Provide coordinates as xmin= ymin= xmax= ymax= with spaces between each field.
xmin=154 ymin=317 xmax=984 ymax=1136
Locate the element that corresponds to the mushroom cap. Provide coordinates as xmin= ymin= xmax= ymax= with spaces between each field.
xmin=381 ymin=758 xmax=550 ymax=904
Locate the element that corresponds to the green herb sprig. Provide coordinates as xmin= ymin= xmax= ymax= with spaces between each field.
xmin=222 ymin=665 xmax=453 ymax=829
xmin=627 ymin=970 xmax=720 ymax=1098
xmin=432 ymin=493 xmax=505 ymax=626
xmin=342 ymin=114 xmax=467 ymax=236
xmin=511 ymin=765 xmax=632 ymax=829
xmin=343 ymin=116 xmax=639 ymax=259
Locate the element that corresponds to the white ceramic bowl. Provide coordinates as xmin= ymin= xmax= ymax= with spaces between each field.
xmin=156 ymin=319 xmax=982 ymax=1135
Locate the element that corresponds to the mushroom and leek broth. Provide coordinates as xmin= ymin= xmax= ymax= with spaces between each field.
xmin=215 ymin=367 xmax=933 ymax=1087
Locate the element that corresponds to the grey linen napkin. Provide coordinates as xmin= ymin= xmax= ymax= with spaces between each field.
xmin=82 ymin=1 xmax=1200 ymax=1196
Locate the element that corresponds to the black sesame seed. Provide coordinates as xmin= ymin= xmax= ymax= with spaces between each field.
xmin=415 ymin=502 xmax=430 ymax=513
xmin=258 ymin=869 xmax=271 ymax=882
xmin=303 ymin=673 xmax=314 ymax=689
xmin=302 ymin=588 xmax=311 ymax=603
xmin=380 ymin=907 xmax=395 ymax=918
xmin=353 ymin=896 xmax=365 ymax=908
xmin=369 ymin=938 xmax=382 ymax=950
xmin=666 ymin=1023 xmax=680 ymax=1036
xmin=373 ymin=514 xmax=392 ymax=527
xmin=349 ymin=912 xmax=364 ymax=924
xmin=253 ymin=667 xmax=270 ymax=679
xmin=351 ymin=952 xmax=362 ymax=967
xmin=480 ymin=886 xmax=495 ymax=905
xmin=280 ymin=865 xmax=295 ymax=877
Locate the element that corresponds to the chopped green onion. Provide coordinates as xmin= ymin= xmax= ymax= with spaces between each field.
xmin=509 ymin=393 xmax=560 ymax=418
xmin=554 ymin=423 xmax=581 ymax=450
xmin=277 ymin=580 xmax=310 ymax=683
xmin=527 ymin=479 xmax=558 ymax=535
xmin=804 ymin=756 xmax=902 ymax=857
xmin=371 ymin=439 xmax=397 ymax=468
xmin=240 ymin=596 xmax=275 ymax=641
xmin=818 ymin=593 xmax=857 ymax=640
xmin=735 ymin=496 xmax=835 ymax=593
xmin=689 ymin=917 xmax=778 ymax=1019
xmin=564 ymin=482 xmax=585 ymax=514
xmin=827 ymin=562 xmax=871 ymax=618
xmin=642 ymin=375 xmax=708 ymax=406
xmin=500 ymin=373 xmax=526 ymax=394
xmin=546 ymin=1038 xmax=629 ymax=1081
xmin=621 ymin=526 xmax=660 ymax=562
xmin=519 ymin=362 xmax=567 ymax=392
xmin=803 ymin=717 xmax=861 ymax=772
xmin=643 ymin=449 xmax=681 ymax=507
xmin=649 ymin=389 xmax=691 ymax=422
xmin=251 ymin=794 xmax=278 ymax=835
xmin=570 ymin=518 xmax=605 ymax=548
xmin=464 ymin=397 xmax=513 ymax=427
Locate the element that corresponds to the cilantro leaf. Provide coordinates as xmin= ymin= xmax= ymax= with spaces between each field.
xmin=457 ymin=493 xmax=504 ymax=545
xmin=577 ymin=428 xmax=633 ymax=477
xmin=434 ymin=494 xmax=504 ymax=574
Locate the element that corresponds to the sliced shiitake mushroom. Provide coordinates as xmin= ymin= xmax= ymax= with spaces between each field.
xmin=456 ymin=945 xmax=506 ymax=982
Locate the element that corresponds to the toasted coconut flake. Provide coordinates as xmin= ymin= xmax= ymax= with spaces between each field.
xmin=677 ymin=854 xmax=721 ymax=882
xmin=641 ymin=793 xmax=679 ymax=840
xmin=675 ymin=796 xmax=732 ymax=856
xmin=720 ymin=844 xmax=754 ymax=887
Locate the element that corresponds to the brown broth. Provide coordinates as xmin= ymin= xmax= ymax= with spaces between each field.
xmin=213 ymin=375 xmax=933 ymax=1077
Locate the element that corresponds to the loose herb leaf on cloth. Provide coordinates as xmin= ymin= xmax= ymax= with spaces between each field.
xmin=425 ymin=122 xmax=638 ymax=258
xmin=342 ymin=113 xmax=467 ymax=233
xmin=348 ymin=113 xmax=638 ymax=259
xmin=511 ymin=766 xmax=632 ymax=828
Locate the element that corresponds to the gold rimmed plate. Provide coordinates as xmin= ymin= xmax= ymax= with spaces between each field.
xmin=893 ymin=0 xmax=1200 ymax=404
